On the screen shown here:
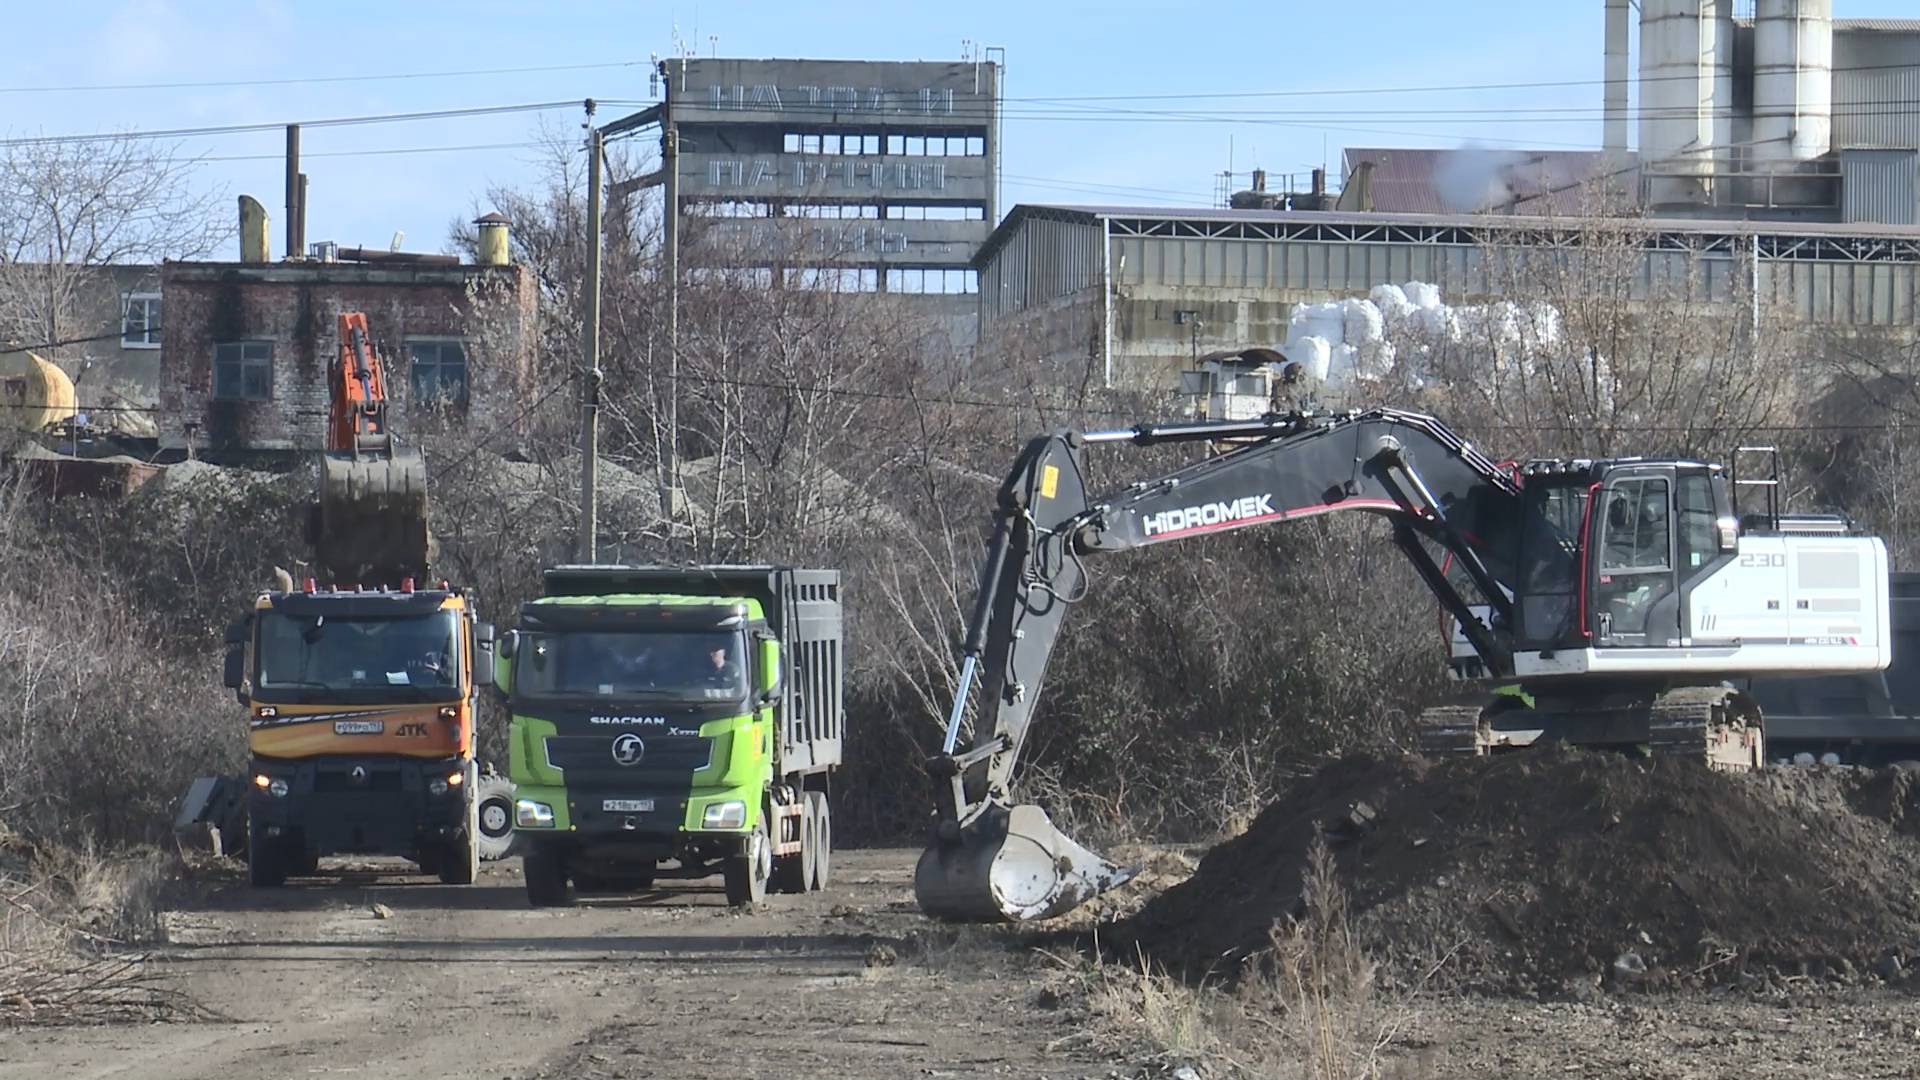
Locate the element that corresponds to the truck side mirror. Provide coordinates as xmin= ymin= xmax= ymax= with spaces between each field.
xmin=473 ymin=622 xmax=496 ymax=690
xmin=756 ymin=636 xmax=781 ymax=699
xmin=493 ymin=630 xmax=518 ymax=696
xmin=221 ymin=619 xmax=248 ymax=694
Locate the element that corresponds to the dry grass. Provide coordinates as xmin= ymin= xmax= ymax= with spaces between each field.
xmin=1241 ymin=836 xmax=1408 ymax=1080
xmin=1057 ymin=836 xmax=1411 ymax=1080
xmin=0 ymin=831 xmax=202 ymax=1027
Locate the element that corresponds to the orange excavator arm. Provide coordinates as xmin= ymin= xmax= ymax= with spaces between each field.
xmin=313 ymin=312 xmax=431 ymax=588
xmin=327 ymin=312 xmax=393 ymax=453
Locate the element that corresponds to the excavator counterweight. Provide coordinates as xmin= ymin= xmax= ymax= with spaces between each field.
xmin=915 ymin=407 xmax=1891 ymax=922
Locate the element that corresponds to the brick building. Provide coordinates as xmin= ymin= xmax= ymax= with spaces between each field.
xmin=157 ymin=255 xmax=537 ymax=455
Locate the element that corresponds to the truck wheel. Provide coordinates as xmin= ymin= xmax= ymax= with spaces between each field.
xmin=247 ymin=819 xmax=287 ymax=888
xmin=523 ymin=842 xmax=574 ymax=907
xmin=475 ymin=773 xmax=516 ymax=861
xmin=438 ymin=794 xmax=481 ymax=885
xmin=807 ymin=791 xmax=831 ymax=891
xmin=723 ymin=819 xmax=770 ymax=907
xmin=416 ymin=846 xmax=443 ymax=877
xmin=772 ymin=801 xmax=813 ymax=895
xmin=292 ymin=847 xmax=320 ymax=877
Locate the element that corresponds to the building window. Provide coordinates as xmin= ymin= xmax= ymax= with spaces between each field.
xmin=409 ymin=340 xmax=469 ymax=406
xmin=213 ymin=342 xmax=272 ymax=400
xmin=121 ymin=293 xmax=161 ymax=348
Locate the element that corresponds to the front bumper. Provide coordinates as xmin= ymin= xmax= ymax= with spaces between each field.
xmin=249 ymin=755 xmax=471 ymax=857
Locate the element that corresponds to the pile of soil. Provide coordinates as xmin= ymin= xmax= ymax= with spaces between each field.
xmin=1114 ymin=748 xmax=1920 ymax=995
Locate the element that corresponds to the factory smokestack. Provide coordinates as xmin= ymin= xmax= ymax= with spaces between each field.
xmin=1604 ymin=0 xmax=1631 ymax=157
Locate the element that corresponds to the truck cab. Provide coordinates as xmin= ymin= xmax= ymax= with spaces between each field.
xmin=499 ymin=565 xmax=843 ymax=907
xmin=223 ymin=582 xmax=501 ymax=886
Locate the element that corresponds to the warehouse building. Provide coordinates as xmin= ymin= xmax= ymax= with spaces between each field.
xmin=975 ymin=204 xmax=1920 ymax=385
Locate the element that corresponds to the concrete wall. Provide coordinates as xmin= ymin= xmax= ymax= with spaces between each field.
xmin=156 ymin=261 xmax=536 ymax=454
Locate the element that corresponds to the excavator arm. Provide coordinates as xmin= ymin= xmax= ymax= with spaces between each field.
xmin=312 ymin=313 xmax=431 ymax=588
xmin=914 ymin=408 xmax=1528 ymax=921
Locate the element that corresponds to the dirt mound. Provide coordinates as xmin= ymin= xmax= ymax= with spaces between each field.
xmin=1115 ymin=748 xmax=1920 ymax=995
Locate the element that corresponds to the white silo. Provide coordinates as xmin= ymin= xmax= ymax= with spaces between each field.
xmin=1638 ymin=0 xmax=1735 ymax=205
xmin=1752 ymin=0 xmax=1833 ymax=164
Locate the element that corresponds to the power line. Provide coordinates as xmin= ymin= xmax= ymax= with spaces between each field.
xmin=0 ymin=100 xmax=585 ymax=149
xmin=0 ymin=60 xmax=645 ymax=96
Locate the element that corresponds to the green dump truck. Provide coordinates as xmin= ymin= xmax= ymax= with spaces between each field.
xmin=497 ymin=565 xmax=843 ymax=907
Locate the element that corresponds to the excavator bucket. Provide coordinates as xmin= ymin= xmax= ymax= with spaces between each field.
xmin=913 ymin=803 xmax=1136 ymax=922
xmin=316 ymin=447 xmax=431 ymax=586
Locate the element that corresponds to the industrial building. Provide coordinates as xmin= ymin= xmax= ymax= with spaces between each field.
xmin=980 ymin=3 xmax=1920 ymax=386
xmin=1319 ymin=6 xmax=1920 ymax=224
xmin=156 ymin=200 xmax=536 ymax=456
xmin=637 ymin=58 xmax=998 ymax=284
xmin=975 ymin=205 xmax=1920 ymax=385
xmin=1620 ymin=3 xmax=1920 ymax=222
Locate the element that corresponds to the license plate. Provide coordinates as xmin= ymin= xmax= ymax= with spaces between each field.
xmin=333 ymin=720 xmax=385 ymax=734
xmin=602 ymin=799 xmax=653 ymax=813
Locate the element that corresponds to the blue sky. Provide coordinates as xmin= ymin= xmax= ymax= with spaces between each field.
xmin=4 ymin=1 xmax=1915 ymax=258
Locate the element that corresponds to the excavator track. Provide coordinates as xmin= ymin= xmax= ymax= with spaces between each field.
xmin=1415 ymin=686 xmax=1765 ymax=772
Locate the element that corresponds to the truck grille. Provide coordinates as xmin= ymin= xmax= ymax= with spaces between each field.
xmin=543 ymin=734 xmax=712 ymax=776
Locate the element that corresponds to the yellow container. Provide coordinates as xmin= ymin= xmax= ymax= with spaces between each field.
xmin=0 ymin=352 xmax=77 ymax=433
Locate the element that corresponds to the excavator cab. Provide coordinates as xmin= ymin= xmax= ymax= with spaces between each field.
xmin=1507 ymin=460 xmax=1736 ymax=654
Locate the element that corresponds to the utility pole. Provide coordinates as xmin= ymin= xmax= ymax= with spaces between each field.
xmin=579 ymin=101 xmax=603 ymax=563
xmin=661 ymin=75 xmax=681 ymax=522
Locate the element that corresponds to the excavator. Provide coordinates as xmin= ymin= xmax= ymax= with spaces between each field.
xmin=913 ymin=407 xmax=1892 ymax=922
xmin=313 ymin=311 xmax=430 ymax=584
xmin=197 ymin=313 xmax=514 ymax=884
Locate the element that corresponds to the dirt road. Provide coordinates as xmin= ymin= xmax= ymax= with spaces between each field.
xmin=0 ymin=851 xmax=1099 ymax=1080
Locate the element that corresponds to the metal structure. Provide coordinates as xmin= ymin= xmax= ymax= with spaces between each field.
xmin=1638 ymin=0 xmax=1735 ymax=205
xmin=1753 ymin=0 xmax=1835 ymax=163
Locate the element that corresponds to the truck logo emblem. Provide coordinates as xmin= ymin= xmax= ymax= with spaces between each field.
xmin=350 ymin=765 xmax=368 ymax=785
xmin=611 ymin=734 xmax=646 ymax=767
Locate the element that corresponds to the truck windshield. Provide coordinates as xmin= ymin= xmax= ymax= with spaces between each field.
xmin=255 ymin=610 xmax=462 ymax=701
xmin=515 ymin=630 xmax=746 ymax=702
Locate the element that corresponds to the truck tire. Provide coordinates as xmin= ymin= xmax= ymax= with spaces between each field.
xmin=807 ymin=791 xmax=831 ymax=891
xmin=292 ymin=847 xmax=320 ymax=877
xmin=438 ymin=793 xmax=481 ymax=885
xmin=247 ymin=819 xmax=287 ymax=888
xmin=772 ymin=800 xmax=814 ymax=895
xmin=723 ymin=819 xmax=771 ymax=907
xmin=416 ymin=846 xmax=444 ymax=877
xmin=475 ymin=772 xmax=516 ymax=861
xmin=523 ymin=842 xmax=574 ymax=907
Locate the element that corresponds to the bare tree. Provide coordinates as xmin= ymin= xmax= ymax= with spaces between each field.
xmin=0 ymin=135 xmax=229 ymax=368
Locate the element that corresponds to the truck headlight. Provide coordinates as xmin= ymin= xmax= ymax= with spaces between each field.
xmin=702 ymin=801 xmax=746 ymax=830
xmin=267 ymin=777 xmax=289 ymax=798
xmin=515 ymin=799 xmax=554 ymax=828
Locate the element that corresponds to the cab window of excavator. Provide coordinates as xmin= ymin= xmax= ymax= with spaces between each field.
xmin=1675 ymin=471 xmax=1719 ymax=576
xmin=1595 ymin=476 xmax=1674 ymax=642
xmin=1513 ymin=482 xmax=1587 ymax=647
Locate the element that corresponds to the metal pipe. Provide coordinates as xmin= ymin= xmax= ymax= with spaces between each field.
xmin=580 ymin=118 xmax=604 ymax=563
xmin=942 ymin=655 xmax=979 ymax=754
xmin=284 ymin=125 xmax=300 ymax=259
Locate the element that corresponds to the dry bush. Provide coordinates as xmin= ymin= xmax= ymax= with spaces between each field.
xmin=0 ymin=826 xmax=196 ymax=1026
xmin=1246 ymin=836 xmax=1404 ymax=1080
xmin=0 ymin=477 xmax=248 ymax=848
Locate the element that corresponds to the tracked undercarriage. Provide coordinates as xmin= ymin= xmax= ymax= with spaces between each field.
xmin=1416 ymin=685 xmax=1766 ymax=771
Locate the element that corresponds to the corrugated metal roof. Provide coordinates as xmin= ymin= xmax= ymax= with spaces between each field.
xmin=973 ymin=202 xmax=1920 ymax=266
xmin=1340 ymin=147 xmax=1636 ymax=216
xmin=1833 ymin=18 xmax=1920 ymax=33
